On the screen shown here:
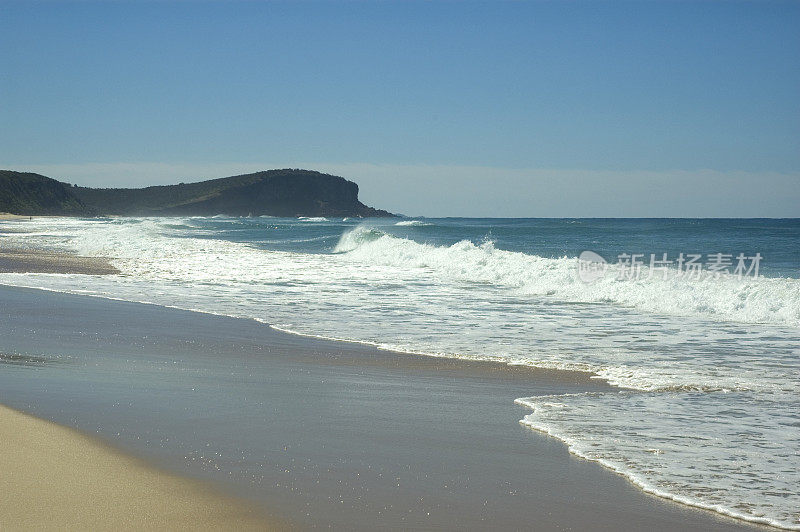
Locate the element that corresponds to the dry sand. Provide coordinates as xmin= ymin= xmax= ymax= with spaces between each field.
xmin=0 ymin=404 xmax=277 ymax=531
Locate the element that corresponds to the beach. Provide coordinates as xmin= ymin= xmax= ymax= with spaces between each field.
xmin=0 ymin=403 xmax=275 ymax=531
xmin=0 ymin=282 xmax=770 ymax=530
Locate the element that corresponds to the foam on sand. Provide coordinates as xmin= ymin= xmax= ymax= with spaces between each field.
xmin=516 ymin=393 xmax=800 ymax=531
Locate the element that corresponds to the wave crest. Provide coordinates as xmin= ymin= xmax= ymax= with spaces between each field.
xmin=395 ymin=220 xmax=432 ymax=227
xmin=334 ymin=226 xmax=800 ymax=327
xmin=333 ymin=225 xmax=388 ymax=253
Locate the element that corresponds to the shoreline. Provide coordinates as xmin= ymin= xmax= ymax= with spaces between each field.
xmin=515 ymin=398 xmax=794 ymax=531
xmin=0 ymin=283 xmax=773 ymax=530
xmin=1 ymin=221 xmax=119 ymax=274
xmin=0 ymin=403 xmax=277 ymax=530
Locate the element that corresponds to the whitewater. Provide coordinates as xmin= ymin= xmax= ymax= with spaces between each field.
xmin=1 ymin=216 xmax=798 ymax=529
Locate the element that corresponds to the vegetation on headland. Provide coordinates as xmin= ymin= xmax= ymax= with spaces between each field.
xmin=0 ymin=169 xmax=393 ymax=218
xmin=0 ymin=171 xmax=88 ymax=216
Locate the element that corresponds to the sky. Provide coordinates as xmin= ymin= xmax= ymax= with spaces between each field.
xmin=1 ymin=0 xmax=798 ymax=217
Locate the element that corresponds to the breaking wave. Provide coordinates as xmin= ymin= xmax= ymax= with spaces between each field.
xmin=335 ymin=226 xmax=800 ymax=327
xmin=395 ymin=220 xmax=432 ymax=226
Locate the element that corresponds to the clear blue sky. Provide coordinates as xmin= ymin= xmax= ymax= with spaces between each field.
xmin=1 ymin=1 xmax=798 ymax=216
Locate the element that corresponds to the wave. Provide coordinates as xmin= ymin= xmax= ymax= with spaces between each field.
xmin=515 ymin=394 xmax=800 ymax=530
xmin=334 ymin=226 xmax=800 ymax=327
xmin=395 ymin=220 xmax=432 ymax=227
xmin=333 ymin=226 xmax=386 ymax=252
xmin=298 ymin=216 xmax=329 ymax=222
xmin=261 ymin=235 xmax=337 ymax=244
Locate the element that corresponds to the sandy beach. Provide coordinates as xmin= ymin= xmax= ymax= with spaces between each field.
xmin=0 ymin=248 xmax=119 ymax=274
xmin=0 ymin=282 xmax=771 ymax=531
xmin=0 ymin=403 xmax=274 ymax=530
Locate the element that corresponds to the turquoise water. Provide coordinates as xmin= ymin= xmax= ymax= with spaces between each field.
xmin=1 ymin=216 xmax=798 ymax=528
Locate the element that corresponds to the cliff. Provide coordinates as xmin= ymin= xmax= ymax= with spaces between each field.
xmin=0 ymin=169 xmax=393 ymax=218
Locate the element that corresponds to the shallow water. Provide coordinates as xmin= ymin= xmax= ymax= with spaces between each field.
xmin=1 ymin=216 xmax=798 ymax=528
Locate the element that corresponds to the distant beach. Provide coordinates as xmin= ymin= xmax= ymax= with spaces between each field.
xmin=0 ymin=213 xmax=28 ymax=220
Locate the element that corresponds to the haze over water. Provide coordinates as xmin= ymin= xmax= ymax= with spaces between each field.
xmin=1 ymin=216 xmax=798 ymax=529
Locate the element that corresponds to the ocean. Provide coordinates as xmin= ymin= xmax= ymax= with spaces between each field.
xmin=1 ymin=216 xmax=798 ymax=529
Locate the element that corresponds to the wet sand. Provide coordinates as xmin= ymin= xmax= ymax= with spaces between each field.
xmin=0 ymin=284 xmax=770 ymax=530
xmin=0 ymin=404 xmax=275 ymax=530
xmin=0 ymin=248 xmax=119 ymax=274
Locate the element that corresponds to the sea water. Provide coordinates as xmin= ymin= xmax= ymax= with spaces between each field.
xmin=1 ymin=216 xmax=798 ymax=529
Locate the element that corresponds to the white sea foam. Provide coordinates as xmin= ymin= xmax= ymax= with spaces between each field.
xmin=516 ymin=393 xmax=800 ymax=530
xmin=395 ymin=220 xmax=432 ymax=226
xmin=335 ymin=226 xmax=800 ymax=328
xmin=298 ymin=216 xmax=328 ymax=222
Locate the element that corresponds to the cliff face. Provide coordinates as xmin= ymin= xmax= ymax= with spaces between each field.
xmin=0 ymin=171 xmax=89 ymax=216
xmin=1 ymin=169 xmax=392 ymax=218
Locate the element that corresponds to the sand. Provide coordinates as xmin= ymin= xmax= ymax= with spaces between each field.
xmin=0 ymin=404 xmax=276 ymax=531
xmin=0 ymin=248 xmax=119 ymax=274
